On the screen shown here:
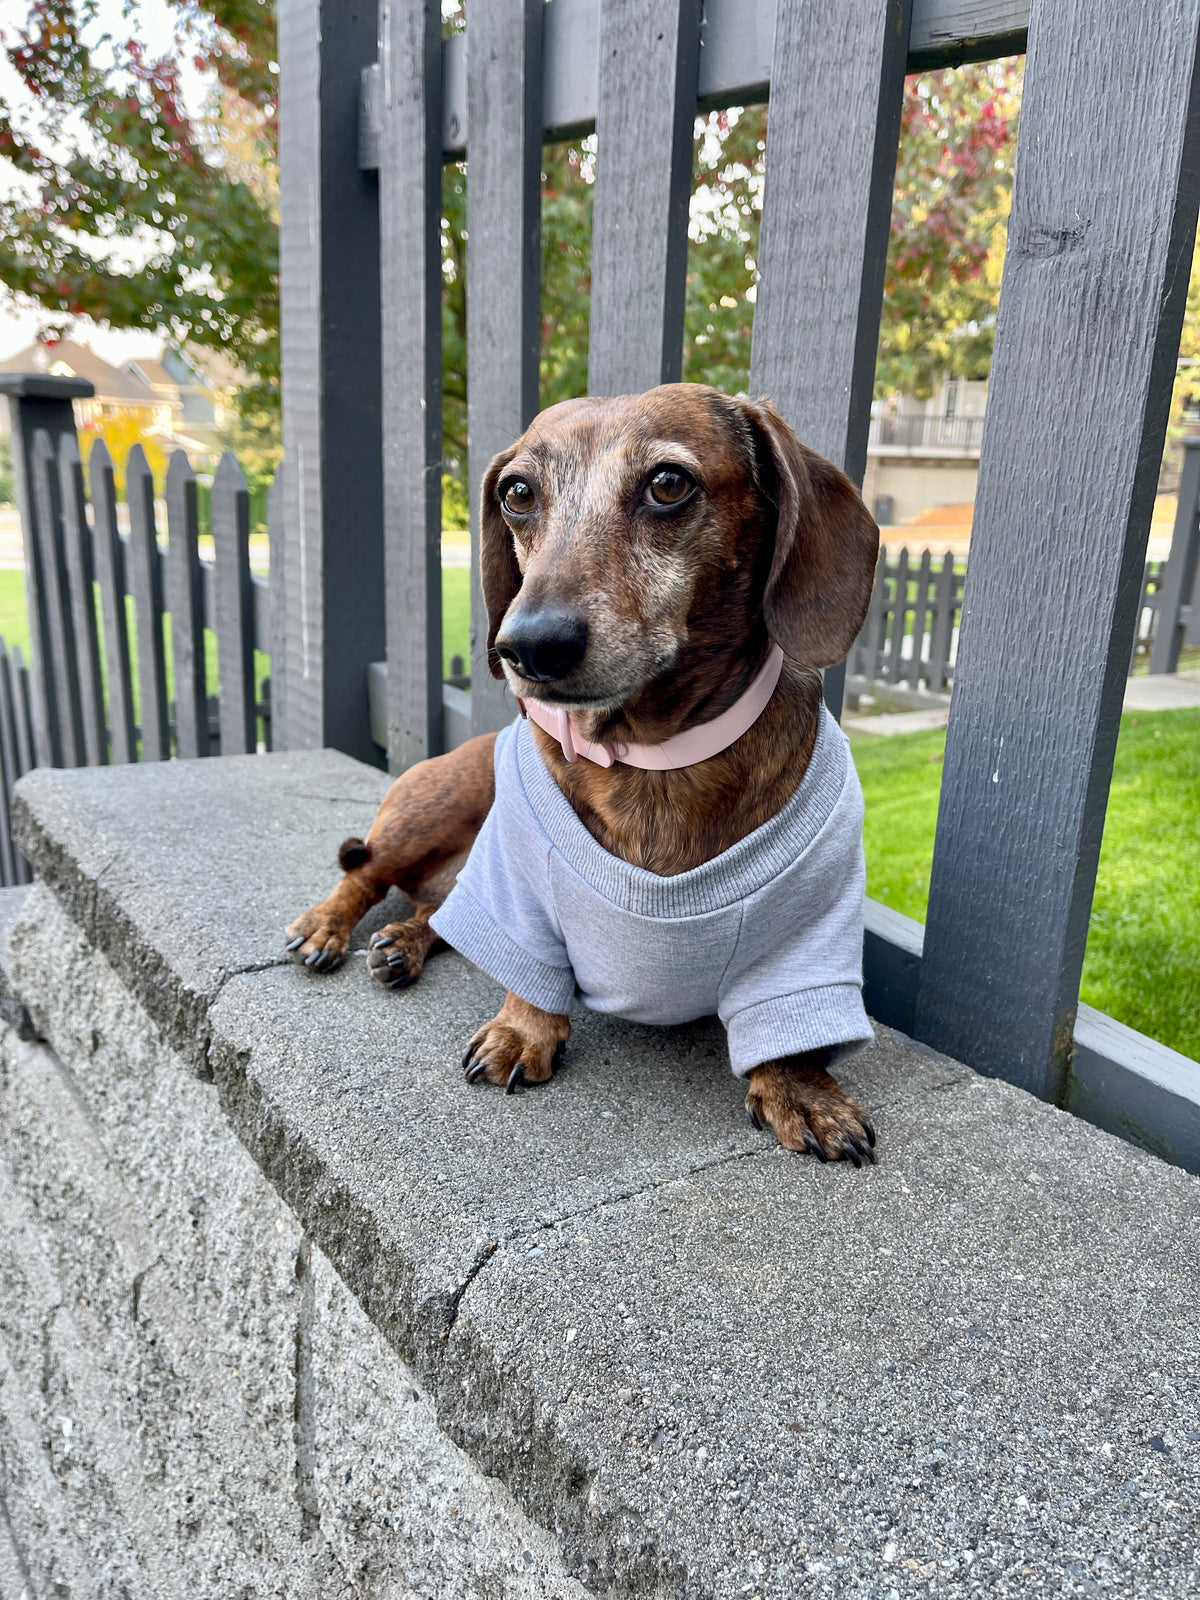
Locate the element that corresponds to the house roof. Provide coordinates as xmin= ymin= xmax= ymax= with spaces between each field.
xmin=0 ymin=340 xmax=154 ymax=406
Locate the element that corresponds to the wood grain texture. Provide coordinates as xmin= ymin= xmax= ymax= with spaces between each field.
xmin=749 ymin=0 xmax=910 ymax=482
xmin=87 ymin=440 xmax=135 ymax=766
xmin=466 ymin=0 xmax=543 ymax=736
xmin=126 ymin=445 xmax=170 ymax=762
xmin=212 ymin=452 xmax=257 ymax=756
xmin=57 ymin=434 xmax=106 ymax=765
xmin=379 ymin=0 xmax=444 ymax=771
xmin=587 ymin=0 xmax=701 ymax=395
xmin=915 ymin=0 xmax=1200 ymax=1098
xmin=165 ymin=450 xmax=209 ymax=759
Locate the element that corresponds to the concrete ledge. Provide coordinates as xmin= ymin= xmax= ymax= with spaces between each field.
xmin=7 ymin=752 xmax=1200 ymax=1597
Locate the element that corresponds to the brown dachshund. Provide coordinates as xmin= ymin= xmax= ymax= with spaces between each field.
xmin=285 ymin=384 xmax=881 ymax=1164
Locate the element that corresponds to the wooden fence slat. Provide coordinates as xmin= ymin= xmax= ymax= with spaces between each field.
xmin=30 ymin=430 xmax=85 ymax=765
xmin=57 ymin=433 xmax=107 ymax=765
xmin=379 ymin=0 xmax=444 ymax=772
xmin=10 ymin=648 xmax=35 ymax=785
xmin=907 ymin=549 xmax=933 ymax=689
xmin=1149 ymin=437 xmax=1200 ymax=673
xmin=586 ymin=0 xmax=701 ymax=395
xmin=886 ymin=546 xmax=910 ymax=683
xmin=0 ymin=641 xmax=19 ymax=884
xmin=466 ymin=0 xmax=544 ymax=736
xmin=927 ymin=553 xmax=955 ymax=694
xmin=125 ymin=445 xmax=170 ymax=762
xmin=747 ymin=0 xmax=909 ymax=719
xmin=915 ymin=0 xmax=1200 ymax=1099
xmin=165 ymin=450 xmax=208 ymax=759
xmin=88 ymin=440 xmax=136 ymax=765
xmin=212 ymin=452 xmax=256 ymax=755
xmin=267 ymin=474 xmax=285 ymax=752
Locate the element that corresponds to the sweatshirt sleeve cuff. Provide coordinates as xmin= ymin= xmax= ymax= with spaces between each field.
xmin=429 ymin=891 xmax=577 ymax=1014
xmin=723 ymin=984 xmax=874 ymax=1077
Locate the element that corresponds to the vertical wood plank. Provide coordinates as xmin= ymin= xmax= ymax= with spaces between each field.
xmin=928 ymin=553 xmax=956 ymax=693
xmin=886 ymin=547 xmax=911 ymax=683
xmin=212 ymin=452 xmax=257 ymax=755
xmin=89 ymin=440 xmax=137 ymax=766
xmin=748 ymin=0 xmax=909 ymax=718
xmin=587 ymin=0 xmax=701 ymax=395
xmin=908 ymin=548 xmax=933 ymax=688
xmin=379 ymin=0 xmax=444 ymax=771
xmin=57 ymin=434 xmax=106 ymax=765
xmin=31 ymin=430 xmax=85 ymax=765
xmin=0 ymin=641 xmax=18 ymax=885
xmin=165 ymin=450 xmax=209 ymax=759
xmin=267 ymin=474 xmax=286 ymax=752
xmin=10 ymin=649 xmax=35 ymax=784
xmin=915 ymin=0 xmax=1200 ymax=1098
xmin=861 ymin=548 xmax=889 ymax=680
xmin=466 ymin=0 xmax=544 ymax=735
xmin=125 ymin=445 xmax=171 ymax=762
xmin=278 ymin=0 xmax=384 ymax=762
xmin=1149 ymin=437 xmax=1200 ymax=673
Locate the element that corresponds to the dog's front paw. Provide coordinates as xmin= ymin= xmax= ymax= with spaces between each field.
xmin=367 ymin=920 xmax=434 ymax=989
xmin=462 ymin=993 xmax=570 ymax=1094
xmin=745 ymin=1057 xmax=876 ymax=1166
xmin=285 ymin=905 xmax=352 ymax=971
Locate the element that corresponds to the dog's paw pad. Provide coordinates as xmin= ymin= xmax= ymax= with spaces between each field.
xmin=745 ymin=1061 xmax=877 ymax=1166
xmin=284 ymin=911 xmax=349 ymax=972
xmin=367 ymin=922 xmax=429 ymax=989
xmin=461 ymin=1024 xmax=561 ymax=1090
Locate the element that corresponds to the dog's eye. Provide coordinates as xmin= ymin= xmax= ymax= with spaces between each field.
xmin=502 ymin=480 xmax=536 ymax=515
xmin=645 ymin=468 xmax=695 ymax=507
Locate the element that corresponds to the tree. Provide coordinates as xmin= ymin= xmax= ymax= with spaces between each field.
xmin=0 ymin=0 xmax=278 ymax=414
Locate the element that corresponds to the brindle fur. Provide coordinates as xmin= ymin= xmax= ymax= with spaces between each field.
xmin=286 ymin=384 xmax=880 ymax=1163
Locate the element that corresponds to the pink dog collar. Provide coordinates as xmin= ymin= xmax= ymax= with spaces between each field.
xmin=520 ymin=644 xmax=785 ymax=770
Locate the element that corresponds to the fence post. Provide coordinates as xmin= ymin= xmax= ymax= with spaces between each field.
xmin=278 ymin=0 xmax=385 ymax=764
xmin=0 ymin=374 xmax=94 ymax=769
xmin=914 ymin=0 xmax=1200 ymax=1101
xmin=1149 ymin=436 xmax=1200 ymax=674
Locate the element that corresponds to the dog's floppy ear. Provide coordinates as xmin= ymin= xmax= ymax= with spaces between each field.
xmin=479 ymin=445 xmax=523 ymax=680
xmin=742 ymin=399 xmax=879 ymax=668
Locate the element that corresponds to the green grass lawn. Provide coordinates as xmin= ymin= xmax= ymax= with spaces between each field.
xmin=853 ymin=710 xmax=1200 ymax=1062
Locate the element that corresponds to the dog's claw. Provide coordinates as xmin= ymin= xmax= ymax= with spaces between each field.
xmin=462 ymin=1044 xmax=476 ymax=1072
xmin=304 ymin=948 xmax=323 ymax=967
xmin=286 ymin=935 xmax=305 ymax=952
xmin=747 ymin=1105 xmax=763 ymax=1131
xmin=386 ymin=950 xmax=407 ymax=967
xmin=386 ymin=972 xmax=412 ymax=989
xmin=371 ymin=932 xmax=395 ymax=949
xmin=505 ymin=1062 xmax=525 ymax=1095
xmin=466 ymin=1057 xmax=489 ymax=1083
xmin=804 ymin=1132 xmax=828 ymax=1162
xmin=862 ymin=1118 xmax=877 ymax=1149
xmin=841 ymin=1138 xmax=863 ymax=1169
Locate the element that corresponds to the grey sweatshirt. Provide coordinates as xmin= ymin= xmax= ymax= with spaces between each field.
xmin=429 ymin=707 xmax=873 ymax=1076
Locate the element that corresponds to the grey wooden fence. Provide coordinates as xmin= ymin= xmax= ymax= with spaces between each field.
xmin=0 ymin=373 xmax=280 ymax=887
xmin=277 ymin=0 xmax=1200 ymax=1151
xmin=847 ymin=551 xmax=1173 ymax=698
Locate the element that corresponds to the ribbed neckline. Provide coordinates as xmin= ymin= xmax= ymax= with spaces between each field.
xmin=512 ymin=707 xmax=849 ymax=919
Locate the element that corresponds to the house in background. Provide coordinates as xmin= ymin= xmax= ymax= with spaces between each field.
xmin=0 ymin=336 xmax=226 ymax=486
xmin=862 ymin=376 xmax=988 ymax=533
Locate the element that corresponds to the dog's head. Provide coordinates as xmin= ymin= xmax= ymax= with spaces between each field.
xmin=480 ymin=384 xmax=878 ymax=720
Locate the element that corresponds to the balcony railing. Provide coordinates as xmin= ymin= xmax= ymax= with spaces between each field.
xmin=868 ymin=413 xmax=986 ymax=451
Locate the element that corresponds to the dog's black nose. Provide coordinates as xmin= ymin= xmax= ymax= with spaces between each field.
xmin=495 ymin=608 xmax=589 ymax=682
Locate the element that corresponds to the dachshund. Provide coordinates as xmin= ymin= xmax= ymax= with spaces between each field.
xmin=285 ymin=384 xmax=881 ymax=1165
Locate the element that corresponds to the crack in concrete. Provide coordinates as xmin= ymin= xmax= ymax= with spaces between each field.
xmin=444 ymin=1237 xmax=500 ymax=1337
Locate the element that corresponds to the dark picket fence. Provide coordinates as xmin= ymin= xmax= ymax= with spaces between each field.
xmin=846 ymin=549 xmax=1172 ymax=698
xmin=0 ymin=420 xmax=281 ymax=887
